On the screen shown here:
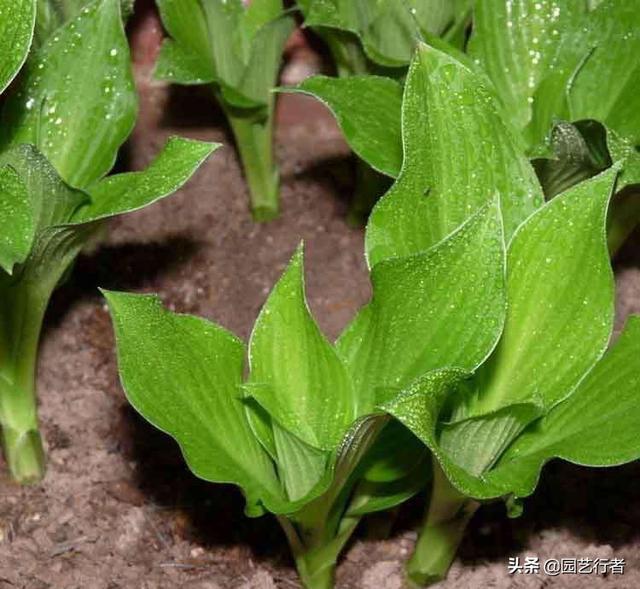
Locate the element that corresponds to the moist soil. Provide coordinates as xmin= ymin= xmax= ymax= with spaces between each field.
xmin=2 ymin=34 xmax=640 ymax=589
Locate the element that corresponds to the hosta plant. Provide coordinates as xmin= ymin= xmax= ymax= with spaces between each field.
xmin=0 ymin=0 xmax=217 ymax=483
xmin=364 ymin=42 xmax=640 ymax=585
xmin=153 ymin=0 xmax=294 ymax=221
xmin=294 ymin=0 xmax=640 ymax=243
xmin=104 ymin=41 xmax=542 ymax=589
xmin=110 ymin=43 xmax=640 ymax=588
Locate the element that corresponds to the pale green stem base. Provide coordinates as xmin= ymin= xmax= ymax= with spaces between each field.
xmin=220 ymin=97 xmax=279 ymax=222
xmin=0 ymin=284 xmax=49 ymax=484
xmin=279 ymin=514 xmax=360 ymax=589
xmin=407 ymin=462 xmax=478 ymax=586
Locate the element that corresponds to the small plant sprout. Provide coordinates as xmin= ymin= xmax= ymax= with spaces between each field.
xmin=153 ymin=0 xmax=294 ymax=221
xmin=104 ymin=41 xmax=539 ymax=589
xmin=0 ymin=0 xmax=217 ymax=484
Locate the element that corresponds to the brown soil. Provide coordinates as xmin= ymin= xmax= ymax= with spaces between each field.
xmin=2 ymin=23 xmax=640 ymax=589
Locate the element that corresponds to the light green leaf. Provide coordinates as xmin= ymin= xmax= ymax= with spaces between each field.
xmin=1 ymin=0 xmax=138 ymax=188
xmin=339 ymin=199 xmax=506 ymax=413
xmin=383 ymin=368 xmax=499 ymax=497
xmin=0 ymin=167 xmax=32 ymax=274
xmin=289 ymin=75 xmax=403 ymax=178
xmin=103 ymin=290 xmax=284 ymax=516
xmin=438 ymin=402 xmax=543 ymax=476
xmin=154 ymin=0 xmax=215 ymax=84
xmin=0 ymin=144 xmax=87 ymax=232
xmin=0 ymin=0 xmax=36 ymax=93
xmin=468 ymin=0 xmax=584 ymax=132
xmin=566 ymin=0 xmax=640 ymax=145
xmin=366 ymin=44 xmax=542 ymax=267
xmin=154 ymin=38 xmax=215 ymax=85
xmin=474 ymin=168 xmax=616 ymax=414
xmin=73 ymin=138 xmax=218 ymax=223
xmin=486 ymin=316 xmax=640 ymax=498
xmin=230 ymin=13 xmax=294 ymax=107
xmin=272 ymin=422 xmax=329 ymax=502
xmin=248 ymin=246 xmax=356 ymax=451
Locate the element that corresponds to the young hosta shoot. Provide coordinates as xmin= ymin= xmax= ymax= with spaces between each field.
xmin=153 ymin=0 xmax=294 ymax=221
xmin=361 ymin=43 xmax=640 ymax=586
xmin=388 ymin=166 xmax=640 ymax=586
xmin=104 ymin=42 xmax=546 ymax=589
xmin=0 ymin=0 xmax=217 ymax=484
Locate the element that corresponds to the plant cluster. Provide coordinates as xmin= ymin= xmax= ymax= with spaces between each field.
xmin=107 ymin=41 xmax=640 ymax=589
xmin=2 ymin=2 xmax=640 ymax=589
xmin=294 ymin=0 xmax=640 ymax=244
xmin=0 ymin=0 xmax=215 ymax=483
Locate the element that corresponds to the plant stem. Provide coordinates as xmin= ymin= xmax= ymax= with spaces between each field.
xmin=0 ymin=282 xmax=48 ymax=484
xmin=220 ymin=96 xmax=279 ymax=222
xmin=279 ymin=513 xmax=360 ymax=589
xmin=406 ymin=460 xmax=478 ymax=587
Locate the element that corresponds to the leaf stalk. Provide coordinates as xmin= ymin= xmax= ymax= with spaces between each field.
xmin=219 ymin=93 xmax=279 ymax=222
xmin=406 ymin=459 xmax=478 ymax=586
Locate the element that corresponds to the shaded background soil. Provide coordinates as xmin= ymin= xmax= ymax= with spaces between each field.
xmin=2 ymin=5 xmax=640 ymax=588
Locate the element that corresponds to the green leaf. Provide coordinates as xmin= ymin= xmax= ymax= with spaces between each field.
xmin=339 ymin=199 xmax=506 ymax=414
xmin=0 ymin=0 xmax=36 ymax=93
xmin=1 ymin=0 xmax=138 ymax=188
xmin=467 ymin=0 xmax=585 ymax=132
xmin=474 ymin=168 xmax=616 ymax=414
xmin=73 ymin=138 xmax=219 ymax=223
xmin=565 ymin=0 xmax=640 ymax=145
xmin=154 ymin=0 xmax=215 ymax=84
xmin=366 ymin=44 xmax=542 ymax=267
xmin=156 ymin=0 xmax=293 ymax=108
xmin=438 ymin=402 xmax=543 ymax=476
xmin=486 ymin=315 xmax=640 ymax=498
xmin=272 ymin=422 xmax=329 ymax=502
xmin=383 ymin=368 xmax=494 ymax=496
xmin=0 ymin=144 xmax=87 ymax=232
xmin=248 ymin=246 xmax=356 ymax=451
xmin=289 ymin=75 xmax=403 ymax=178
xmin=302 ymin=0 xmax=423 ymax=68
xmin=0 ymin=167 xmax=32 ymax=274
xmin=228 ymin=13 xmax=294 ymax=107
xmin=103 ymin=290 xmax=284 ymax=516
